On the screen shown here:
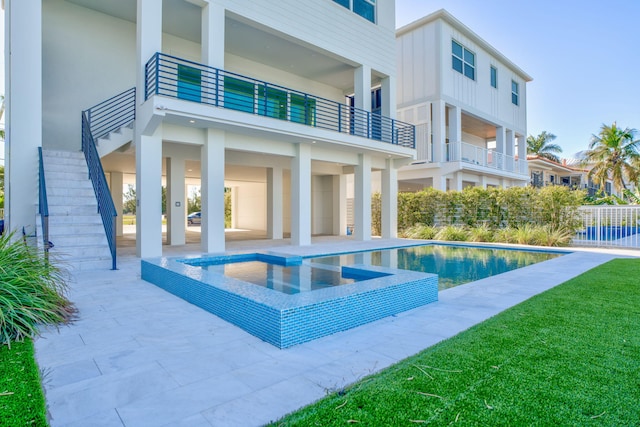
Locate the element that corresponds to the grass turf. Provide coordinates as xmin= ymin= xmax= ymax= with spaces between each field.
xmin=0 ymin=339 xmax=48 ymax=426
xmin=272 ymin=258 xmax=640 ymax=426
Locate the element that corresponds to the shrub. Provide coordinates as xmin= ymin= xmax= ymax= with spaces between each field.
xmin=468 ymin=224 xmax=495 ymax=242
xmin=401 ymin=224 xmax=438 ymax=240
xmin=0 ymin=232 xmax=75 ymax=346
xmin=435 ymin=225 xmax=469 ymax=241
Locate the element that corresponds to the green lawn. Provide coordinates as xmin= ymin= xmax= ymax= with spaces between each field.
xmin=0 ymin=339 xmax=48 ymax=426
xmin=272 ymin=258 xmax=640 ymax=426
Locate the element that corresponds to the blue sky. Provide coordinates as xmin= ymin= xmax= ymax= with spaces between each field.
xmin=396 ymin=0 xmax=640 ymax=157
xmin=2 ymin=2 xmax=639 ymax=159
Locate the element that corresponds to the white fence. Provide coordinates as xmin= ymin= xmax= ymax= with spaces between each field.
xmin=573 ymin=206 xmax=640 ymax=248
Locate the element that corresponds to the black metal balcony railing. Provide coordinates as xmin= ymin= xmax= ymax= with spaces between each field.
xmin=85 ymin=87 xmax=136 ymax=141
xmin=145 ymin=53 xmax=415 ymax=148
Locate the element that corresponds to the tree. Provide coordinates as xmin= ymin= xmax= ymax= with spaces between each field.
xmin=526 ymin=131 xmax=563 ymax=163
xmin=123 ymin=185 xmax=136 ymax=214
xmin=583 ymin=123 xmax=640 ymax=195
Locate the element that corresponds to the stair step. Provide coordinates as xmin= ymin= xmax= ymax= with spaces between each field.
xmin=48 ymin=196 xmax=98 ymax=207
xmin=48 ymin=214 xmax=103 ymax=225
xmin=46 ymin=179 xmax=94 ymax=189
xmin=47 ymin=223 xmax=105 ymax=236
xmin=49 ymin=244 xmax=111 ymax=259
xmin=46 ymin=170 xmax=92 ymax=181
xmin=49 ymin=205 xmax=99 ymax=216
xmin=43 ymin=150 xmax=84 ymax=159
xmin=44 ymin=161 xmax=88 ymax=172
xmin=47 ymin=187 xmax=96 ymax=198
xmin=49 ymin=233 xmax=108 ymax=246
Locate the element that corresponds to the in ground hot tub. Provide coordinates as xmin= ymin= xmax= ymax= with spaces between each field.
xmin=142 ymin=252 xmax=438 ymax=348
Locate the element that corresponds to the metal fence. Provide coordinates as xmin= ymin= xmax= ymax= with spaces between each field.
xmin=573 ymin=206 xmax=640 ymax=248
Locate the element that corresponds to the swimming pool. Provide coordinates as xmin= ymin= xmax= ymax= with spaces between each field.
xmin=309 ymin=244 xmax=562 ymax=289
xmin=141 ymin=243 xmax=565 ymax=348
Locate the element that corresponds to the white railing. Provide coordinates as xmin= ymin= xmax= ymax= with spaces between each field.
xmin=447 ymin=141 xmax=527 ymax=176
xmin=573 ymin=206 xmax=640 ymax=248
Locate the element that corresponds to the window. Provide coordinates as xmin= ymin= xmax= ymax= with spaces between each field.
xmin=258 ymin=86 xmax=287 ymax=120
xmin=452 ymin=40 xmax=475 ymax=80
xmin=177 ymin=65 xmax=201 ymax=102
xmin=511 ymin=80 xmax=519 ymax=105
xmin=290 ymin=94 xmax=316 ymax=126
xmin=333 ymin=0 xmax=375 ymax=23
xmin=490 ymin=66 xmax=497 ymax=88
xmin=224 ymin=76 xmax=255 ymax=113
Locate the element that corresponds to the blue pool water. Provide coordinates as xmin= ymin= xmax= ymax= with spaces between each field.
xmin=309 ymin=244 xmax=563 ymax=289
xmin=201 ymin=260 xmax=359 ymax=294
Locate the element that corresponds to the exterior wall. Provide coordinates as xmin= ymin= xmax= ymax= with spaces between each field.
xmin=234 ymin=182 xmax=267 ymax=231
xmin=216 ymin=0 xmax=396 ymax=78
xmin=397 ymin=13 xmax=529 ymax=137
xmin=42 ymin=1 xmax=350 ymax=152
xmin=312 ymin=175 xmax=335 ymax=235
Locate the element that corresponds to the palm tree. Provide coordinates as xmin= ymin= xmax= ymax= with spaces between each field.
xmin=526 ymin=131 xmax=563 ymax=163
xmin=583 ymin=123 xmax=640 ymax=195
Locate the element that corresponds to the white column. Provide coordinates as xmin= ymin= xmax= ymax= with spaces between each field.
xmin=517 ymin=134 xmax=527 ymax=175
xmin=381 ymin=159 xmax=397 ymax=239
xmin=354 ymin=65 xmax=372 ymax=111
xmin=201 ymin=129 xmax=225 ymax=253
xmin=354 ymin=65 xmax=371 ymax=138
xmin=495 ymin=126 xmax=505 ymax=154
xmin=136 ymin=0 xmax=162 ymax=105
xmin=480 ymin=175 xmax=488 ymax=189
xmin=449 ymin=105 xmax=461 ymax=143
xmin=110 ymin=171 xmax=124 ymax=237
xmin=332 ymin=174 xmax=347 ymax=236
xmin=135 ymin=125 xmax=163 ymax=258
xmin=5 ymin=0 xmax=42 ymax=237
xmin=495 ymin=126 xmax=505 ymax=170
xmin=505 ymin=129 xmax=515 ymax=157
xmin=432 ymin=100 xmax=446 ymax=163
xmin=201 ymin=3 xmax=225 ymax=68
xmin=166 ymin=156 xmax=186 ymax=246
xmin=432 ymin=173 xmax=447 ymax=191
xmin=267 ymin=167 xmax=283 ymax=240
xmin=354 ymin=154 xmax=371 ymax=241
xmin=453 ymin=171 xmax=463 ymax=191
xmin=291 ymin=144 xmax=311 ymax=246
xmin=381 ymin=75 xmax=396 ymax=119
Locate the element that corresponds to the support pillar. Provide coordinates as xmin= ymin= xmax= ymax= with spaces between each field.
xmin=449 ymin=105 xmax=461 ymax=143
xmin=110 ymin=171 xmax=124 ymax=237
xmin=136 ymin=0 xmax=162 ymax=106
xmin=201 ymin=129 xmax=225 ymax=253
xmin=291 ymin=144 xmax=311 ymax=246
xmin=166 ymin=156 xmax=186 ymax=245
xmin=135 ymin=125 xmax=163 ymax=258
xmin=332 ymin=175 xmax=347 ymax=236
xmin=495 ymin=126 xmax=505 ymax=170
xmin=432 ymin=100 xmax=446 ymax=163
xmin=267 ymin=167 xmax=283 ymax=240
xmin=381 ymin=159 xmax=397 ymax=239
xmin=5 ymin=0 xmax=42 ymax=237
xmin=201 ymin=2 xmax=225 ymax=68
xmin=354 ymin=154 xmax=371 ymax=241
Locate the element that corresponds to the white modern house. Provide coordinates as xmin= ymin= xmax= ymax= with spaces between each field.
xmin=4 ymin=0 xmax=415 ymax=268
xmin=395 ymin=9 xmax=532 ymax=192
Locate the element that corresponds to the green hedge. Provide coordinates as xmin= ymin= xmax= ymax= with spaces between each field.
xmin=372 ymin=186 xmax=585 ymax=236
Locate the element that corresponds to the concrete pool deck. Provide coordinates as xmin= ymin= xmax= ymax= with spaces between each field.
xmin=34 ymin=238 xmax=638 ymax=426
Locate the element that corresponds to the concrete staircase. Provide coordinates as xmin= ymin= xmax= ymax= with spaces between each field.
xmin=40 ymin=150 xmax=113 ymax=270
xmin=96 ymin=123 xmax=134 ymax=157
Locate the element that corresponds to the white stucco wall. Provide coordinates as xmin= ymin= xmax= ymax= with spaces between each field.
xmin=311 ymin=175 xmax=334 ymax=235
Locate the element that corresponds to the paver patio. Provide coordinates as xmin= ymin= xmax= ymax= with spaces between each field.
xmin=34 ymin=237 xmax=635 ymax=426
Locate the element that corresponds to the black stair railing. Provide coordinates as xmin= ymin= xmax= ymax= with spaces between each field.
xmin=81 ymin=87 xmax=136 ymax=270
xmin=38 ymin=147 xmax=50 ymax=255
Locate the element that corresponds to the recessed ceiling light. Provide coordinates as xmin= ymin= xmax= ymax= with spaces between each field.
xmin=189 ymin=120 xmax=195 ymax=124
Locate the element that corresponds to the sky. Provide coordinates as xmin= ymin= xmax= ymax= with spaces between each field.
xmin=1 ymin=1 xmax=640 ymax=159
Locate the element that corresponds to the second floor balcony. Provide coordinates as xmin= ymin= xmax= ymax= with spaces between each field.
xmin=447 ymin=141 xmax=527 ymax=175
xmin=145 ymin=53 xmax=415 ymax=149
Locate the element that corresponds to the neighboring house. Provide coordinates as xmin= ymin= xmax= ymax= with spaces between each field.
xmin=5 ymin=0 xmax=415 ymax=263
xmin=394 ymin=9 xmax=532 ymax=192
xmin=528 ymin=155 xmax=615 ymax=197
